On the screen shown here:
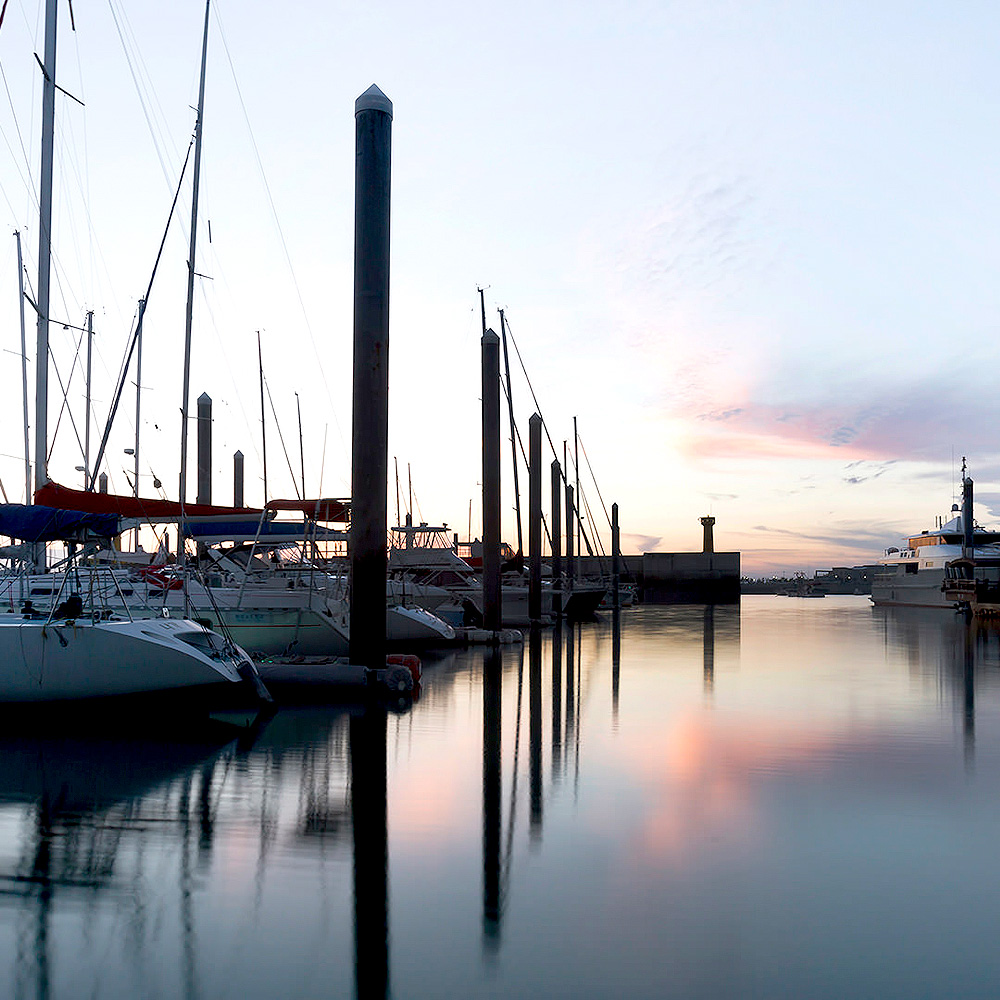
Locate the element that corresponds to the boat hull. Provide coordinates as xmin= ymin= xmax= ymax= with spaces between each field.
xmin=870 ymin=568 xmax=954 ymax=609
xmin=0 ymin=617 xmax=249 ymax=702
xmin=178 ymin=606 xmax=350 ymax=657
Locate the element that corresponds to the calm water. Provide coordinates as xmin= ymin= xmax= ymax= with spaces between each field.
xmin=3 ymin=596 xmax=1000 ymax=999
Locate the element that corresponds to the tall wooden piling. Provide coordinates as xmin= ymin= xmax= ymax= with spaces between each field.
xmin=233 ymin=450 xmax=244 ymax=507
xmin=551 ymin=460 xmax=562 ymax=616
xmin=196 ymin=392 xmax=212 ymax=505
xmin=528 ymin=413 xmax=542 ymax=622
xmin=612 ymin=501 xmax=620 ymax=611
xmin=350 ymin=84 xmax=393 ymax=668
xmin=566 ymin=484 xmax=575 ymax=590
xmin=481 ymin=329 xmax=502 ymax=632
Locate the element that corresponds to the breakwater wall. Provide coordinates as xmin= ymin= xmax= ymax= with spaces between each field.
xmin=574 ymin=552 xmax=741 ymax=604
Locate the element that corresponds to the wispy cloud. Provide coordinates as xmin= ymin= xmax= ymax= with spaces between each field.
xmin=624 ymin=532 xmax=662 ymax=552
xmin=842 ymin=460 xmax=897 ymax=485
xmin=672 ymin=372 xmax=1000 ymax=465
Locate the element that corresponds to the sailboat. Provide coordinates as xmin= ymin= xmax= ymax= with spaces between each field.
xmin=0 ymin=0 xmax=267 ymax=704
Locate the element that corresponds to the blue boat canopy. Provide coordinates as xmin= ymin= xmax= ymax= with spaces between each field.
xmin=182 ymin=519 xmax=347 ymax=545
xmin=0 ymin=504 xmax=120 ymax=542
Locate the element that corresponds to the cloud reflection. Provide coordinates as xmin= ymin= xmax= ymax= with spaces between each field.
xmin=614 ymin=710 xmax=956 ymax=868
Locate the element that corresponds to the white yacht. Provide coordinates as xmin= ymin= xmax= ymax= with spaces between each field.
xmin=871 ymin=468 xmax=1000 ymax=609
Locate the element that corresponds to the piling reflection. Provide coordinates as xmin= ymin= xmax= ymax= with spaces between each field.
xmin=565 ymin=622 xmax=576 ymax=756
xmin=703 ymin=604 xmax=715 ymax=696
xmin=551 ymin=621 xmax=563 ymax=780
xmin=529 ymin=627 xmax=543 ymax=838
xmin=350 ymin=706 xmax=389 ymax=1000
xmin=482 ymin=647 xmax=502 ymax=948
xmin=612 ymin=609 xmax=620 ymax=726
xmin=962 ymin=619 xmax=976 ymax=771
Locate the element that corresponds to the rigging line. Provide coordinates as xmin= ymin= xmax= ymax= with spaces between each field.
xmin=194 ymin=285 xmax=261 ymax=469
xmin=578 ymin=435 xmax=611 ymax=528
xmin=0 ymin=61 xmax=36 ymax=213
xmin=497 ymin=364 xmax=554 ymax=552
xmin=45 ymin=334 xmax=87 ymax=465
xmin=106 ymin=0 xmax=174 ymax=189
xmin=88 ymin=136 xmax=194 ymax=490
xmin=264 ymin=378 xmax=301 ymax=500
xmin=212 ymin=7 xmax=346 ymax=459
xmin=503 ymin=317 xmax=564 ymax=476
xmin=578 ymin=489 xmax=604 ymax=563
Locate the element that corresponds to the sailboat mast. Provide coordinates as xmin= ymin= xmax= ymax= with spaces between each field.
xmin=15 ymin=232 xmax=30 ymax=504
xmin=178 ymin=0 xmax=211 ymax=506
xmin=499 ymin=309 xmax=523 ymax=558
xmin=34 ymin=0 xmax=58 ymax=502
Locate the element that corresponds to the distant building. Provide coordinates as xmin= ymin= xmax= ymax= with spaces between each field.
xmin=741 ymin=565 xmax=880 ymax=595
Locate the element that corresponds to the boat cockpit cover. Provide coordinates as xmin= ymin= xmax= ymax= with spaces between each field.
xmin=0 ymin=504 xmax=119 ymax=542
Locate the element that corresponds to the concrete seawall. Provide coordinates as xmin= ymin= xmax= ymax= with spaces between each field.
xmin=571 ymin=552 xmax=741 ymax=604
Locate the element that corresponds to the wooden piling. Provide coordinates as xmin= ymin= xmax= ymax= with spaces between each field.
xmin=551 ymin=460 xmax=562 ymax=616
xmin=481 ymin=329 xmax=502 ymax=632
xmin=528 ymin=413 xmax=542 ymax=622
xmin=196 ymin=392 xmax=212 ymax=505
xmin=234 ymin=450 xmax=244 ymax=507
xmin=350 ymin=84 xmax=392 ymax=668
xmin=612 ymin=501 xmax=620 ymax=611
xmin=566 ymin=484 xmax=575 ymax=590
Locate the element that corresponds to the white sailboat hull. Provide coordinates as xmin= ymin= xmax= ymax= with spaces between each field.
xmin=0 ymin=616 xmax=248 ymax=702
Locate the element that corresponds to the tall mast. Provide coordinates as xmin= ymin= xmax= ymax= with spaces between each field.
xmin=499 ymin=309 xmax=523 ymax=559
xmin=178 ymin=0 xmax=211 ymax=506
xmin=15 ymin=232 xmax=30 ymax=504
xmin=34 ymin=0 xmax=58 ymax=502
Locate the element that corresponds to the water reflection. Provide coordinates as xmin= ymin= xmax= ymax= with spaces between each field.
xmin=703 ymin=604 xmax=715 ymax=696
xmin=9 ymin=601 xmax=1000 ymax=998
xmin=0 ymin=729 xmax=234 ymax=1000
xmin=351 ymin=708 xmax=389 ymax=999
xmin=481 ymin=647 xmax=502 ymax=948
xmin=529 ymin=627 xmax=543 ymax=837
xmin=551 ymin=621 xmax=562 ymax=779
xmin=612 ymin=609 xmax=620 ymax=725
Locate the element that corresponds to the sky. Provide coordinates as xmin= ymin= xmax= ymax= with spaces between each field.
xmin=0 ymin=0 xmax=999 ymax=575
